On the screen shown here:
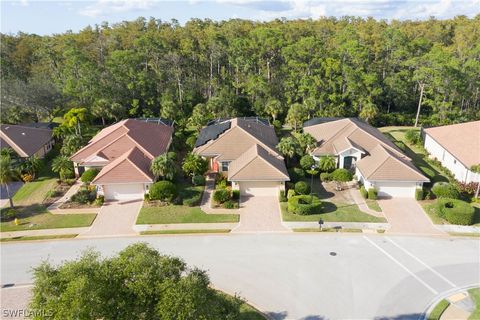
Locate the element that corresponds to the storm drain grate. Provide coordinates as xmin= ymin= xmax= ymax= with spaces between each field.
xmin=329 ymin=252 xmax=337 ymax=256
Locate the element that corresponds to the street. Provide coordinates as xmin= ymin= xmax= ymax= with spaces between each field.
xmin=1 ymin=233 xmax=479 ymax=319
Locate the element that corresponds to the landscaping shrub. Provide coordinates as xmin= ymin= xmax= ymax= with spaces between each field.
xmin=368 ymin=188 xmax=378 ymax=200
xmin=94 ymin=195 xmax=104 ymax=206
xmin=288 ymin=167 xmax=305 ymax=182
xmin=287 ymin=195 xmax=322 ymax=215
xmin=223 ymin=200 xmax=238 ymax=209
xmin=436 ymin=198 xmax=475 ymax=225
xmin=415 ymin=188 xmax=424 ymax=200
xmin=46 ymin=189 xmax=59 ymax=199
xmin=294 ymin=181 xmax=310 ymax=195
xmin=360 ymin=186 xmax=368 ymax=199
xmin=71 ymin=188 xmax=96 ymax=204
xmin=457 ymin=181 xmax=479 ymax=196
xmin=279 ymin=190 xmax=287 ymax=202
xmin=192 ymin=174 xmax=206 ymax=186
xmin=320 ymin=172 xmax=332 ymax=182
xmin=432 ymin=182 xmax=460 ymax=199
xmin=231 ymin=189 xmax=240 ymax=200
xmin=81 ymin=168 xmax=100 ymax=184
xmin=185 ymin=135 xmax=197 ymax=149
xmin=405 ymin=129 xmax=421 ymax=145
xmin=300 ymin=155 xmax=315 ymax=171
xmin=21 ymin=173 xmax=34 ymax=182
xmin=64 ymin=178 xmax=76 ymax=186
xmin=144 ymin=193 xmax=150 ymax=201
xmin=287 ymin=189 xmax=296 ymax=199
xmin=149 ymin=181 xmax=177 ymax=202
xmin=213 ymin=189 xmax=230 ymax=204
xmin=1 ymin=208 xmax=16 ymax=221
xmin=331 ymin=168 xmax=353 ymax=182
xmin=182 ymin=191 xmax=202 ymax=206
xmin=216 ymin=176 xmax=228 ymax=189
xmin=286 ymin=181 xmax=294 ymax=190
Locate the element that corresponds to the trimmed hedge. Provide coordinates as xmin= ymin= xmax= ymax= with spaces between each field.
xmin=415 ymin=188 xmax=424 ymax=200
xmin=436 ymin=198 xmax=475 ymax=225
xmin=360 ymin=186 xmax=368 ymax=199
xmin=432 ymin=182 xmax=460 ymax=199
xmin=213 ymin=189 xmax=230 ymax=204
xmin=320 ymin=172 xmax=332 ymax=182
xmin=287 ymin=195 xmax=322 ymax=215
xmin=368 ymin=188 xmax=378 ymax=200
xmin=287 ymin=189 xmax=296 ymax=199
xmin=149 ymin=181 xmax=177 ymax=202
xmin=331 ymin=168 xmax=353 ymax=182
xmin=294 ymin=181 xmax=310 ymax=195
xmin=80 ymin=168 xmax=100 ymax=184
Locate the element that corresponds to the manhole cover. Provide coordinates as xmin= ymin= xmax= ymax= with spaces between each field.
xmin=329 ymin=252 xmax=337 ymax=256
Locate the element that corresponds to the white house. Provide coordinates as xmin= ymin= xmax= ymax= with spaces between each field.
xmin=303 ymin=118 xmax=429 ymax=198
xmin=423 ymin=120 xmax=480 ymax=183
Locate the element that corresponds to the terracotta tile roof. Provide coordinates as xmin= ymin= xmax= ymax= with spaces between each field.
xmin=356 ymin=145 xmax=429 ymax=182
xmin=304 ymin=118 xmax=402 ymax=157
xmin=193 ymin=118 xmax=281 ymax=161
xmin=424 ymin=120 xmax=480 ymax=168
xmin=92 ymin=147 xmax=154 ymax=184
xmin=71 ymin=119 xmax=173 ymax=163
xmin=0 ymin=124 xmax=53 ymax=157
xmin=228 ymin=144 xmax=289 ymax=181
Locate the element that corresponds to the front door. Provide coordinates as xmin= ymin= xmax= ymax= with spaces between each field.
xmin=343 ymin=156 xmax=356 ymax=169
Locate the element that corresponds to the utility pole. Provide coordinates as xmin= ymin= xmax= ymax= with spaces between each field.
xmin=414 ymin=82 xmax=425 ymax=128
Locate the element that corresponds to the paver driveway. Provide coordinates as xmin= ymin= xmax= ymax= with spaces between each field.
xmin=379 ymin=198 xmax=445 ymax=235
xmin=79 ymin=200 xmax=143 ymax=237
xmin=232 ymin=195 xmax=289 ymax=233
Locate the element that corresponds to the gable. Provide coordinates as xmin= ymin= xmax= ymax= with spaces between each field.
xmin=229 ymin=157 xmax=289 ymax=181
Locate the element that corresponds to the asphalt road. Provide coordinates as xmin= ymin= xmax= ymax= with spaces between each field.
xmin=1 ymin=234 xmax=479 ymax=319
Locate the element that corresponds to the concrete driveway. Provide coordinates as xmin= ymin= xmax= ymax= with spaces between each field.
xmin=380 ymin=198 xmax=445 ymax=235
xmin=233 ymin=195 xmax=289 ymax=233
xmin=0 ymin=182 xmax=23 ymax=208
xmin=1 ymin=234 xmax=479 ymax=319
xmin=79 ymin=200 xmax=143 ymax=238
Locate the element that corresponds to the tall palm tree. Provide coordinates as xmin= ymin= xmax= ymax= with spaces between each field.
xmin=151 ymin=153 xmax=176 ymax=181
xmin=52 ymin=156 xmax=74 ymax=181
xmin=0 ymin=155 xmax=16 ymax=208
xmin=276 ymin=137 xmax=299 ymax=165
xmin=318 ymin=156 xmax=336 ymax=172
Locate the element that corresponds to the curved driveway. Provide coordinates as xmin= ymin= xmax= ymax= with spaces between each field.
xmin=1 ymin=234 xmax=479 ymax=319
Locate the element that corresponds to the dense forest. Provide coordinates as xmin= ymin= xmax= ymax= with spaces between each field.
xmin=1 ymin=16 xmax=480 ymax=129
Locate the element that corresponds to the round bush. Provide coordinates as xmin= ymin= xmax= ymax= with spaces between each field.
xmin=192 ymin=175 xmax=206 ymax=186
xmin=368 ymin=188 xmax=378 ymax=200
xmin=320 ymin=172 xmax=331 ymax=182
xmin=431 ymin=182 xmax=459 ymax=199
xmin=81 ymin=168 xmax=100 ymax=184
xmin=287 ymin=195 xmax=322 ymax=215
xmin=149 ymin=181 xmax=177 ymax=202
xmin=294 ymin=181 xmax=310 ymax=195
xmin=331 ymin=168 xmax=353 ymax=182
xmin=436 ymin=198 xmax=475 ymax=225
xmin=213 ymin=189 xmax=230 ymax=204
xmin=300 ymin=155 xmax=315 ymax=171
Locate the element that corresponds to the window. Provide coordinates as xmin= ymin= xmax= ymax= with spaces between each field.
xmin=221 ymin=161 xmax=230 ymax=171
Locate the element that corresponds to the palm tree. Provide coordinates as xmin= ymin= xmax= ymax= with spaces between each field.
xmin=21 ymin=155 xmax=42 ymax=179
xmin=52 ymin=156 xmax=74 ymax=181
xmin=318 ymin=156 xmax=336 ymax=172
xmin=0 ymin=155 xmax=16 ymax=208
xmin=151 ymin=153 xmax=176 ymax=181
xmin=276 ymin=137 xmax=300 ymax=165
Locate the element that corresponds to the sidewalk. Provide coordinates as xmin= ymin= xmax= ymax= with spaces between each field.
xmin=134 ymin=222 xmax=238 ymax=232
xmin=348 ymin=188 xmax=385 ymax=218
xmin=0 ymin=227 xmax=89 ymax=239
xmin=284 ymin=221 xmax=390 ymax=231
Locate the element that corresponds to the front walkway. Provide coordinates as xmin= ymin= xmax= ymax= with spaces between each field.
xmin=78 ymin=200 xmax=143 ymax=238
xmin=200 ymin=173 xmax=241 ymax=214
xmin=232 ymin=196 xmax=290 ymax=233
xmin=379 ymin=198 xmax=446 ymax=235
xmin=348 ymin=188 xmax=385 ymax=218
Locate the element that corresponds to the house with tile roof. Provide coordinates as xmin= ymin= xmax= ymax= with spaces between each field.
xmin=423 ymin=120 xmax=480 ymax=183
xmin=304 ymin=118 xmax=429 ymax=198
xmin=193 ymin=118 xmax=289 ymax=196
xmin=0 ymin=124 xmax=55 ymax=158
xmin=70 ymin=119 xmax=173 ymax=200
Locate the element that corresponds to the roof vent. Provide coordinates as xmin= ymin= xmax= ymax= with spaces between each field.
xmin=21 ymin=132 xmax=26 ymax=135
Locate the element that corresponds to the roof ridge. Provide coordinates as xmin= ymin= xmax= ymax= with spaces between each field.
xmin=125 ymin=148 xmax=154 ymax=181
xmin=229 ymin=146 xmax=260 ymax=180
xmin=235 ymin=122 xmax=281 ymax=158
xmin=364 ymin=145 xmax=391 ymax=179
xmin=378 ymin=145 xmax=427 ymax=179
xmin=255 ymin=145 xmax=289 ymax=180
xmin=71 ymin=124 xmax=128 ymax=160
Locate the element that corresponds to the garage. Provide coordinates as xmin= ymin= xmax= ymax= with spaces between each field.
xmin=102 ymin=183 xmax=145 ymax=201
xmin=376 ymin=182 xmax=417 ymax=198
xmin=239 ymin=181 xmax=281 ymax=197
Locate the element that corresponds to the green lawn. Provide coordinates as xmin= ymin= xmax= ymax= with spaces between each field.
xmin=427 ymin=299 xmax=450 ymax=320
xmin=0 ymin=234 xmax=78 ymax=242
xmin=380 ymin=127 xmax=450 ymax=184
xmin=141 ymin=229 xmax=231 ymax=235
xmin=1 ymin=205 xmax=96 ymax=232
xmin=421 ymin=201 xmax=480 ymax=226
xmin=12 ymin=160 xmax=58 ymax=205
xmin=366 ymin=199 xmax=382 ymax=212
xmin=281 ymin=201 xmax=387 ymax=222
xmin=469 ymin=288 xmax=480 ymax=320
xmin=137 ymin=206 xmax=239 ymax=224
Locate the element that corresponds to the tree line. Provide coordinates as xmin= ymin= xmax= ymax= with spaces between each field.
xmin=1 ymin=15 xmax=479 ymax=129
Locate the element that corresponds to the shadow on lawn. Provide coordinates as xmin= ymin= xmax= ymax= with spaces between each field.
xmin=321 ymin=201 xmax=358 ymax=213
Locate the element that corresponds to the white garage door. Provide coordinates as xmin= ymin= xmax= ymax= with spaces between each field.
xmin=103 ymin=184 xmax=144 ymax=200
xmin=376 ymin=182 xmax=416 ymax=198
xmin=239 ymin=181 xmax=280 ymax=197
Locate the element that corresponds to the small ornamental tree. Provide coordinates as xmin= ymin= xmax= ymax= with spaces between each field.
xmin=300 ymin=155 xmax=315 ymax=171
xmin=318 ymin=156 xmax=336 ymax=172
xmin=81 ymin=168 xmax=100 ymax=184
xmin=331 ymin=168 xmax=353 ymax=182
xmin=182 ymin=153 xmax=208 ymax=177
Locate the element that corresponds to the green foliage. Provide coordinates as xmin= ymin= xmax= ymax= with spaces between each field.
xmin=182 ymin=153 xmax=208 ymax=177
xmin=405 ymin=129 xmax=421 ymax=145
xmin=1 ymin=208 xmax=17 ymax=221
xmin=80 ymin=168 xmax=99 ymax=184
xmin=432 ymin=182 xmax=460 ymax=199
xmin=51 ymin=156 xmax=74 ymax=181
xmin=300 ymin=155 xmax=315 ymax=171
xmin=320 ymin=172 xmax=332 ymax=182
xmin=71 ymin=187 xmax=97 ymax=204
xmin=151 ymin=153 xmax=177 ymax=181
xmin=223 ymin=200 xmax=238 ymax=209
xmin=287 ymin=195 xmax=322 ymax=215
xmin=231 ymin=190 xmax=240 ymax=200
xmin=331 ymin=168 xmax=353 ymax=182
xmin=294 ymin=181 xmax=310 ymax=195
xmin=20 ymin=155 xmax=42 ymax=179
xmin=287 ymin=189 xmax=296 ymax=199
xmin=415 ymin=188 xmax=424 ymax=200
xmin=213 ymin=189 xmax=230 ymax=204
xmin=182 ymin=191 xmax=203 ymax=207
xmin=436 ymin=198 xmax=475 ymax=225
xmin=279 ymin=190 xmax=287 ymax=202
xmin=192 ymin=174 xmax=206 ymax=186
xmin=149 ymin=181 xmax=177 ymax=202
xmin=94 ymin=195 xmax=104 ymax=206
xmin=368 ymin=188 xmax=378 ymax=200
xmin=293 ymin=132 xmax=317 ymax=155
xmin=360 ymin=186 xmax=368 ymax=199
xmin=276 ymin=136 xmax=301 ymax=159
xmin=216 ymin=175 xmax=228 ymax=189
xmin=471 ymin=164 xmax=480 ymax=174
xmin=318 ymin=156 xmax=336 ymax=172
xmin=30 ymin=243 xmax=243 ymax=319
xmin=288 ymin=167 xmax=305 ymax=182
